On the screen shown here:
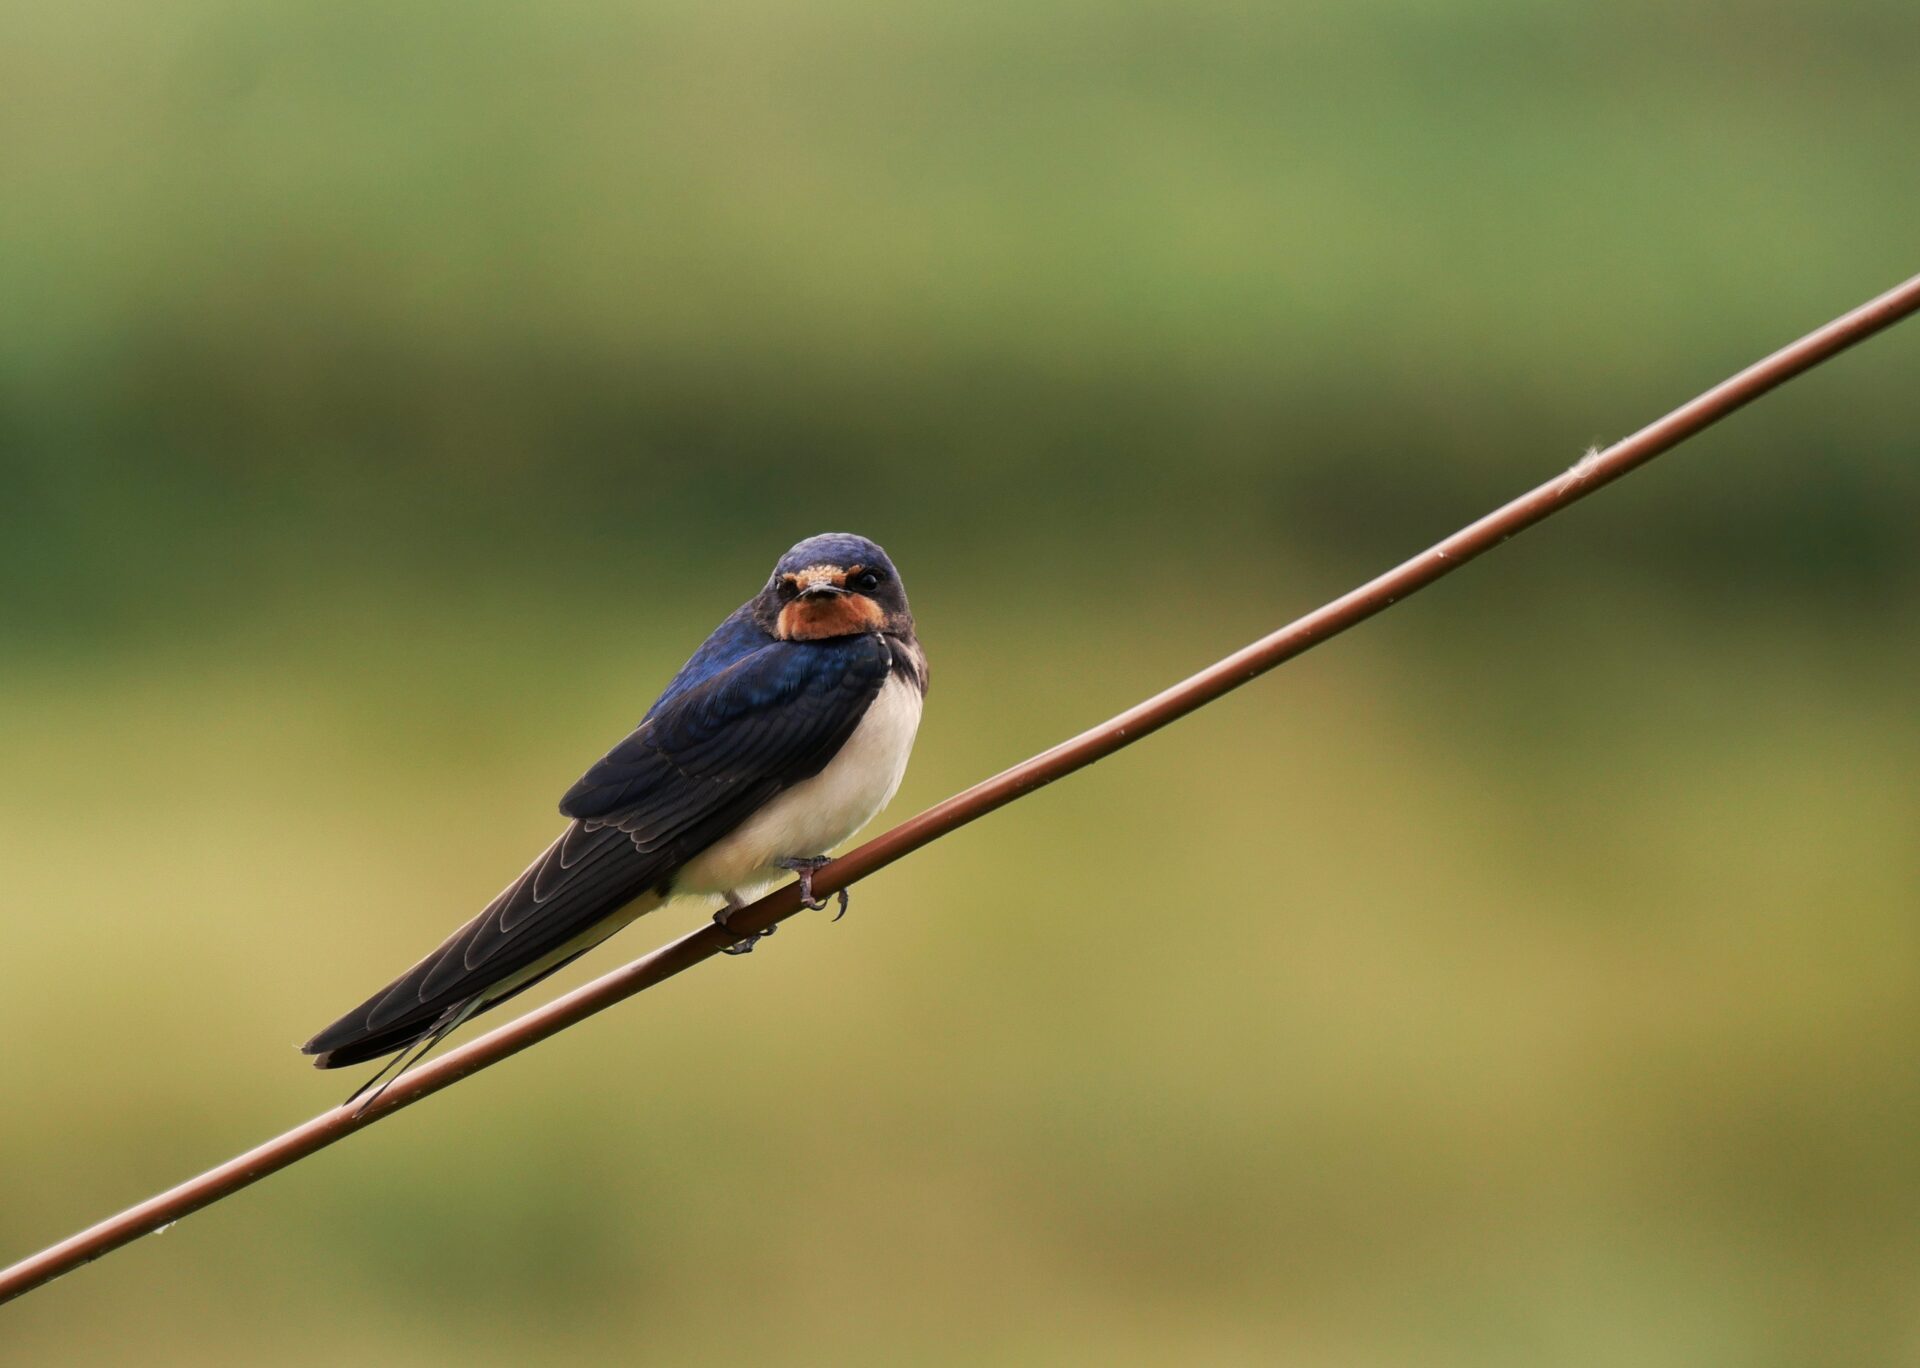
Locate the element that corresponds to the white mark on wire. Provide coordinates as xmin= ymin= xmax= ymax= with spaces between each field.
xmin=1565 ymin=444 xmax=1607 ymax=485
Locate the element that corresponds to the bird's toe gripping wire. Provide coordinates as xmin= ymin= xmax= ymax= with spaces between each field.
xmin=713 ymin=894 xmax=775 ymax=955
xmin=775 ymin=855 xmax=850 ymax=921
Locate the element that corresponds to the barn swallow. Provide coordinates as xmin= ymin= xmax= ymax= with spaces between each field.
xmin=303 ymin=532 xmax=928 ymax=1103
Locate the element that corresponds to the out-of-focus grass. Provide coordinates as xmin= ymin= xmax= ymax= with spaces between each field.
xmin=2 ymin=567 xmax=1915 ymax=1365
xmin=5 ymin=0 xmax=1920 ymax=636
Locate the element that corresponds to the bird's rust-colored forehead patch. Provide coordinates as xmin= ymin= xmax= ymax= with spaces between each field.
xmin=780 ymin=563 xmax=857 ymax=592
xmin=779 ymin=561 xmax=871 ymax=591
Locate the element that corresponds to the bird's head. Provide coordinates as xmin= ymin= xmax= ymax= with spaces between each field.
xmin=755 ymin=533 xmax=914 ymax=642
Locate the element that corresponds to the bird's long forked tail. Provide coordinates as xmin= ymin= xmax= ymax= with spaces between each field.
xmin=318 ymin=937 xmax=609 ymax=1113
xmin=342 ymin=997 xmax=483 ymax=1115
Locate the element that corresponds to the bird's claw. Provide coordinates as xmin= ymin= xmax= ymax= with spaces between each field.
xmin=714 ymin=907 xmax=774 ymax=955
xmin=777 ymin=856 xmax=851 ymax=920
xmin=717 ymin=859 xmax=849 ymax=952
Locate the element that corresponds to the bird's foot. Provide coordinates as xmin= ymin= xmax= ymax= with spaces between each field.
xmin=714 ymin=897 xmax=775 ymax=955
xmin=776 ymin=856 xmax=850 ymax=921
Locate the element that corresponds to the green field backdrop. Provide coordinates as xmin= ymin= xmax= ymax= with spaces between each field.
xmin=4 ymin=1 xmax=1918 ymax=1363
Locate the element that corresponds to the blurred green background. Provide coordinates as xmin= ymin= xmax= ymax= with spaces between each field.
xmin=4 ymin=0 xmax=1918 ymax=1362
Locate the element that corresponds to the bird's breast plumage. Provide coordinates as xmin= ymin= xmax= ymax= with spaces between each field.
xmin=672 ymin=668 xmax=923 ymax=898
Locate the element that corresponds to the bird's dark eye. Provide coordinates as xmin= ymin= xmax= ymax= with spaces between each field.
xmin=851 ymin=571 xmax=881 ymax=593
xmin=775 ymin=576 xmax=798 ymax=600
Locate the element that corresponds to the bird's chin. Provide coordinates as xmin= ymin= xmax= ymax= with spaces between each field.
xmin=777 ymin=595 xmax=885 ymax=640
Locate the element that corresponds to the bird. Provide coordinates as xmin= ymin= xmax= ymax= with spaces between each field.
xmin=302 ymin=532 xmax=928 ymax=1104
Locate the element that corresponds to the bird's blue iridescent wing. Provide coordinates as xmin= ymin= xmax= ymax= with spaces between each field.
xmin=559 ymin=633 xmax=891 ymax=830
xmin=640 ymin=606 xmax=771 ymax=720
xmin=304 ymin=635 xmax=891 ymax=1063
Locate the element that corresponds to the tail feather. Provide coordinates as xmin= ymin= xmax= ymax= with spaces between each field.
xmin=313 ymin=940 xmax=607 ymax=1076
xmin=308 ymin=1019 xmax=437 ymax=1071
xmin=341 ymin=998 xmax=484 ymax=1113
xmin=301 ymin=822 xmax=670 ymax=1069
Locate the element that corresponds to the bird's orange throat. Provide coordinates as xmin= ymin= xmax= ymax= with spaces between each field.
xmin=776 ymin=594 xmax=886 ymax=640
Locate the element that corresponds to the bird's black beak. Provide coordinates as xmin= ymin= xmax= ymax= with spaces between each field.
xmin=797 ymin=582 xmax=846 ymax=600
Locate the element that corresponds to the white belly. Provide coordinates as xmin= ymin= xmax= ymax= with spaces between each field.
xmin=673 ymin=673 xmax=923 ymax=898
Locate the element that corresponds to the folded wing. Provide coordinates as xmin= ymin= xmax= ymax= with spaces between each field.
xmin=304 ymin=635 xmax=892 ymax=1065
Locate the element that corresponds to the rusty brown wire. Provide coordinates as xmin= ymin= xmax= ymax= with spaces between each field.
xmin=4 ymin=270 xmax=1919 ymax=1307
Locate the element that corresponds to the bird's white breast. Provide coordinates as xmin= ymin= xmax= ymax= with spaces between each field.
xmin=673 ymin=672 xmax=923 ymax=898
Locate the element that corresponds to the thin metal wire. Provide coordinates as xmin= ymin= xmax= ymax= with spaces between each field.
xmin=4 ymin=270 xmax=1918 ymax=1307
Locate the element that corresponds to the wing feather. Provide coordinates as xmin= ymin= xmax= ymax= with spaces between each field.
xmin=304 ymin=634 xmax=892 ymax=1063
